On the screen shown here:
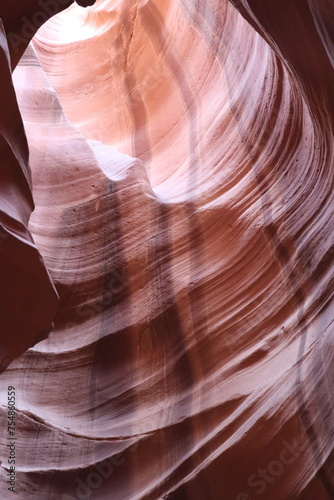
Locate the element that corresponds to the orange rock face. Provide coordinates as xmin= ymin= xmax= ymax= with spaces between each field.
xmin=0 ymin=1 xmax=333 ymax=499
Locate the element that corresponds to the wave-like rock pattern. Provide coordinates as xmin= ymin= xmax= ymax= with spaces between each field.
xmin=0 ymin=0 xmax=333 ymax=499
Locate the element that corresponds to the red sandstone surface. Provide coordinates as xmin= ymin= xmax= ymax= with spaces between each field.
xmin=0 ymin=1 xmax=333 ymax=499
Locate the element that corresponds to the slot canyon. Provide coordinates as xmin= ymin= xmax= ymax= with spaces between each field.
xmin=0 ymin=0 xmax=333 ymax=498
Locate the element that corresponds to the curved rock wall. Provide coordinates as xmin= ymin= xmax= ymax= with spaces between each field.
xmin=0 ymin=18 xmax=58 ymax=373
xmin=0 ymin=1 xmax=333 ymax=499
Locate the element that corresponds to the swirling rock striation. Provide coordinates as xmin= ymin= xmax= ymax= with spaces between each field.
xmin=0 ymin=1 xmax=333 ymax=499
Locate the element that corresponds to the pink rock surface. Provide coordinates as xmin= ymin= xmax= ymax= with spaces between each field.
xmin=0 ymin=1 xmax=333 ymax=499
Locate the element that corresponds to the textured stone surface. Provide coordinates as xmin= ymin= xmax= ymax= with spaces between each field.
xmin=0 ymin=1 xmax=333 ymax=499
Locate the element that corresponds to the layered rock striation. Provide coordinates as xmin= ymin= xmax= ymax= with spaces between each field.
xmin=0 ymin=1 xmax=333 ymax=499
